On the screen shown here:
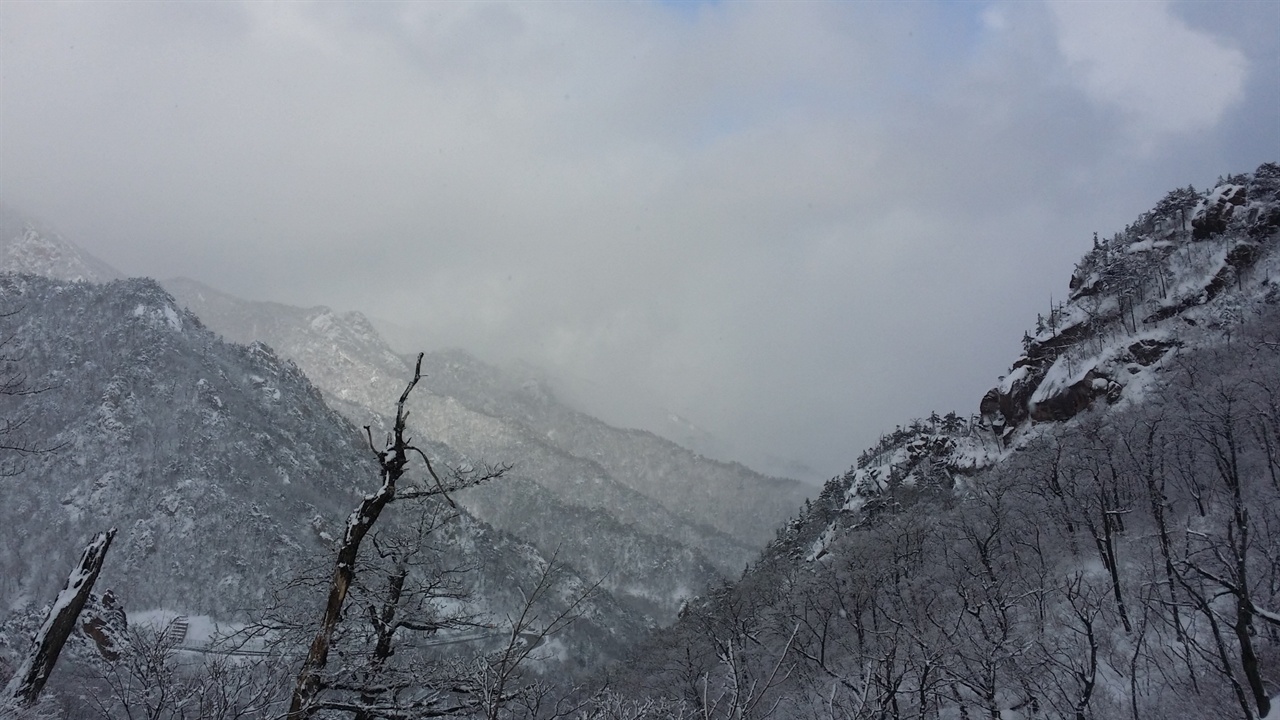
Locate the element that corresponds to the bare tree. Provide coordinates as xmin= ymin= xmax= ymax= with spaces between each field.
xmin=696 ymin=621 xmax=798 ymax=720
xmin=286 ymin=353 xmax=509 ymax=719
xmin=465 ymin=550 xmax=605 ymax=720
xmin=1171 ymin=359 xmax=1277 ymax=720
xmin=84 ymin=617 xmax=288 ymax=720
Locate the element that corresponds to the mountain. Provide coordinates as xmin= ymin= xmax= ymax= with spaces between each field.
xmin=410 ymin=349 xmax=812 ymax=549
xmin=0 ymin=206 xmax=814 ymax=627
xmin=12 ymin=161 xmax=1268 ymax=718
xmin=0 ymin=204 xmax=122 ymax=284
xmin=0 ymin=274 xmax=644 ymax=715
xmin=611 ymin=164 xmax=1280 ymax=719
xmin=161 ymin=277 xmax=811 ymax=621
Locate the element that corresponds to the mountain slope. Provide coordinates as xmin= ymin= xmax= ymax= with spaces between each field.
xmin=0 ymin=204 xmax=122 ymax=283
xmin=413 ymin=349 xmax=811 ymax=548
xmin=162 ymin=277 xmax=806 ymax=621
xmin=0 ymin=206 xmax=802 ymax=626
xmin=0 ymin=274 xmax=642 ymax=696
xmin=611 ymin=164 xmax=1280 ymax=720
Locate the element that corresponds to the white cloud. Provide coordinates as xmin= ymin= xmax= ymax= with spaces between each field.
xmin=1049 ymin=0 xmax=1246 ymax=141
xmin=0 ymin=1 xmax=1274 ymax=480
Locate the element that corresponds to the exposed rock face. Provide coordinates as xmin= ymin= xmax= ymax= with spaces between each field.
xmin=981 ymin=165 xmax=1278 ymax=431
xmin=1192 ymin=184 xmax=1247 ymax=240
xmin=1127 ymin=338 xmax=1175 ymax=366
xmin=981 ymin=360 xmax=1044 ymax=437
xmin=1029 ymin=370 xmax=1106 ymax=422
xmin=978 ymin=389 xmax=1002 ymax=427
xmin=79 ymin=591 xmax=128 ymax=661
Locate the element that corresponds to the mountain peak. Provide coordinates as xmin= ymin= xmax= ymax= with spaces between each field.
xmin=981 ymin=162 xmax=1280 ymax=440
xmin=0 ymin=204 xmax=122 ymax=283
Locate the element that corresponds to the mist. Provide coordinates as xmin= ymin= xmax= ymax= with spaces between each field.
xmin=2 ymin=0 xmax=1276 ymax=479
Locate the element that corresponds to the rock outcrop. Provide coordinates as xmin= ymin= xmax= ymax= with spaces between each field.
xmin=981 ymin=164 xmax=1279 ymax=433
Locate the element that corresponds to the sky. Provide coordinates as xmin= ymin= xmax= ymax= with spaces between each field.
xmin=1 ymin=1 xmax=1277 ymax=481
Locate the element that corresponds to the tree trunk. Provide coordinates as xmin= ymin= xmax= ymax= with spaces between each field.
xmin=286 ymin=357 xmax=422 ymax=720
xmin=287 ymin=478 xmax=400 ymax=719
xmin=3 ymin=528 xmax=115 ymax=708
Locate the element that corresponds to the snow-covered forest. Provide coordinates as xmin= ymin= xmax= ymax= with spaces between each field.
xmin=2 ymin=164 xmax=1278 ymax=718
xmin=5 ymin=0 xmax=1280 ymax=714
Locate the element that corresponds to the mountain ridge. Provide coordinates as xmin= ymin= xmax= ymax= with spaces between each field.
xmin=159 ymin=275 xmax=809 ymax=621
xmin=0 ymin=210 xmax=810 ymax=628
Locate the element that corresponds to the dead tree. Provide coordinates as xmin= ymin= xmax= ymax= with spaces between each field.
xmin=286 ymin=353 xmax=508 ymax=720
xmin=3 ymin=528 xmax=116 ymax=709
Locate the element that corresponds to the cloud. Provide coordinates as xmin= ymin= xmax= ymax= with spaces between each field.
xmin=0 ymin=1 xmax=1275 ymax=480
xmin=1049 ymin=0 xmax=1247 ymax=141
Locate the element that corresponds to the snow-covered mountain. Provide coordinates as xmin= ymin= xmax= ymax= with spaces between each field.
xmin=613 ymin=164 xmax=1280 ymax=720
xmin=161 ymin=277 xmax=811 ymax=621
xmin=0 ymin=204 xmax=121 ymax=284
xmin=0 ymin=205 xmax=810 ymax=631
xmin=11 ymin=162 xmax=1270 ymax=718
xmin=793 ymin=164 xmax=1280 ymax=548
xmin=0 ymin=274 xmax=645 ymax=712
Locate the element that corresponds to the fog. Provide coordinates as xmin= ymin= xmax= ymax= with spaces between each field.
xmin=2 ymin=1 xmax=1276 ymax=480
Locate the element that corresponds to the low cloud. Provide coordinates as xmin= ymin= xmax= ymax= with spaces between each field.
xmin=1 ymin=1 xmax=1275 ymax=479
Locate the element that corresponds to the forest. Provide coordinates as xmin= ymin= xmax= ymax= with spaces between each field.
xmin=2 ymin=166 xmax=1279 ymax=718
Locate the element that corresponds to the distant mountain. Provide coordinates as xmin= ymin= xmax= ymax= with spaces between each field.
xmin=0 ymin=204 xmax=121 ymax=283
xmin=613 ymin=164 xmax=1280 ymax=720
xmin=0 ymin=275 xmax=642 ymax=699
xmin=162 ymin=277 xmax=812 ymax=621
xmin=409 ymin=348 xmax=811 ymax=548
xmin=372 ymin=314 xmax=822 ymax=481
xmin=0 ymin=203 xmax=813 ymax=627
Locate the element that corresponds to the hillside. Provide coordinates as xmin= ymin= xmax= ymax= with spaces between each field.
xmin=0 ymin=204 xmax=122 ymax=284
xmin=0 ymin=205 xmax=813 ymax=627
xmin=612 ymin=164 xmax=1280 ymax=719
xmin=161 ymin=277 xmax=809 ymax=621
xmin=0 ymin=274 xmax=643 ymax=716
xmin=6 ymin=163 xmax=1277 ymax=718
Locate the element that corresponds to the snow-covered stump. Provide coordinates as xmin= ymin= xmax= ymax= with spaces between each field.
xmin=2 ymin=528 xmax=116 ymax=709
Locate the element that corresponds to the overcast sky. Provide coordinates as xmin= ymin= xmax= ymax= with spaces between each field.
xmin=2 ymin=1 xmax=1277 ymax=481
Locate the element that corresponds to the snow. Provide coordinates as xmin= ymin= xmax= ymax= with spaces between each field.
xmin=1033 ymin=296 xmax=1118 ymax=344
xmin=1124 ymin=239 xmax=1173 ymax=253
xmin=309 ymin=311 xmax=338 ymax=338
xmin=1257 ymin=605 xmax=1280 ymax=626
xmin=1194 ymin=183 xmax=1243 ymax=218
xmin=804 ymin=526 xmax=837 ymax=562
xmin=999 ymin=365 xmax=1029 ymax=394
xmin=948 ymin=435 xmax=1007 ymax=470
xmin=162 ymin=304 xmax=182 ymax=330
xmin=1030 ymin=353 xmax=1095 ymax=406
xmin=1157 ymin=243 xmax=1230 ymax=311
xmin=130 ymin=302 xmax=183 ymax=331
